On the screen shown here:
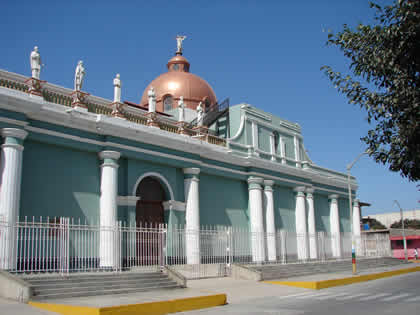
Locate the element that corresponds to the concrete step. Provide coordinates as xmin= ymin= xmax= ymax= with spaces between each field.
xmin=23 ymin=270 xmax=182 ymax=300
xmin=32 ymin=284 xmax=179 ymax=300
xmin=24 ymin=273 xmax=166 ymax=285
xmin=244 ymin=258 xmax=407 ymax=280
xmin=31 ymin=279 xmax=176 ymax=292
xmin=22 ymin=272 xmax=163 ymax=282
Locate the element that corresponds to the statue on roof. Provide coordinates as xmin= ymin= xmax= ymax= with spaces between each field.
xmin=175 ymin=35 xmax=187 ymax=54
xmin=178 ymin=96 xmax=185 ymax=122
xmin=197 ymin=101 xmax=204 ymax=127
xmin=148 ymin=87 xmax=156 ymax=113
xmin=30 ymin=46 xmax=42 ymax=79
xmin=74 ymin=61 xmax=85 ymax=91
xmin=113 ymin=74 xmax=121 ymax=103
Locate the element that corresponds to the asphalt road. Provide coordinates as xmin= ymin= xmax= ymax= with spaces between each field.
xmin=181 ymin=272 xmax=420 ymax=315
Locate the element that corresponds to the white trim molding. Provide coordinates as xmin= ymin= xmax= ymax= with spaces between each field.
xmin=132 ymin=171 xmax=175 ymax=201
xmin=163 ymin=200 xmax=186 ymax=211
xmin=117 ymin=196 xmax=140 ymax=206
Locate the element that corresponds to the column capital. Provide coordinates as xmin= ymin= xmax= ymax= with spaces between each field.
xmin=353 ymin=199 xmax=360 ymax=206
xmin=248 ymin=177 xmax=263 ymax=190
xmin=1 ymin=128 xmax=28 ymax=140
xmin=183 ymin=167 xmax=200 ymax=176
xmin=98 ymin=150 xmax=121 ymax=161
xmin=305 ymin=187 xmax=314 ymax=194
xmin=263 ymin=180 xmax=274 ymax=191
xmin=329 ymin=194 xmax=339 ymax=202
xmin=294 ymin=186 xmax=306 ymax=197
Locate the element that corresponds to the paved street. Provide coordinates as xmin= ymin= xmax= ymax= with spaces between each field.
xmin=180 ymin=272 xmax=420 ymax=315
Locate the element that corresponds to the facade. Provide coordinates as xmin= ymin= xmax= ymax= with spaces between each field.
xmin=389 ymin=229 xmax=420 ymax=260
xmin=0 ymin=43 xmax=365 ymax=272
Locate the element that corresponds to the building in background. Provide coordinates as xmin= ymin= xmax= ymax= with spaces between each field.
xmin=363 ymin=209 xmax=420 ymax=228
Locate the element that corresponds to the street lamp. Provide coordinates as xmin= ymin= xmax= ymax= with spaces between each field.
xmin=347 ymin=150 xmax=370 ymax=275
xmin=393 ymin=200 xmax=408 ymax=262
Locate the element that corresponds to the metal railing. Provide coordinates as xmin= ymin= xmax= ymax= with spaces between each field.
xmin=0 ymin=218 xmax=391 ymax=278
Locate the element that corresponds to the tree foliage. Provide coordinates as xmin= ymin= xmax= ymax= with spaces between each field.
xmin=322 ymin=0 xmax=420 ymax=181
xmin=368 ymin=217 xmax=387 ymax=230
xmin=390 ymin=218 xmax=420 ymax=229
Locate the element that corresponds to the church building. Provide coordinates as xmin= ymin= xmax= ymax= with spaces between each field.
xmin=0 ymin=39 xmax=363 ymax=272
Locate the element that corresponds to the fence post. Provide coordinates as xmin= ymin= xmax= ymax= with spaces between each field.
xmin=226 ymin=227 xmax=231 ymax=276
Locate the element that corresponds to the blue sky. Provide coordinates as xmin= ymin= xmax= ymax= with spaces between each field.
xmin=1 ymin=0 xmax=418 ymax=215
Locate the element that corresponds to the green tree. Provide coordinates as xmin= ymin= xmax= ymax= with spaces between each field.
xmin=322 ymin=0 xmax=420 ymax=181
xmin=390 ymin=218 xmax=420 ymax=229
xmin=369 ymin=218 xmax=387 ymax=230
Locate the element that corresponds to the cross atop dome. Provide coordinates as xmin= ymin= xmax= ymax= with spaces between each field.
xmin=175 ymin=35 xmax=187 ymax=55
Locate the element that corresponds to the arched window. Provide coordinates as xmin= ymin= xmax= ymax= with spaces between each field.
xmin=273 ymin=131 xmax=279 ymax=153
xmin=163 ymin=95 xmax=173 ymax=112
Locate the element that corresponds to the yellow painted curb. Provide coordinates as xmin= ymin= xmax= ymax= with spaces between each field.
xmin=28 ymin=301 xmax=99 ymax=315
xmin=264 ymin=266 xmax=420 ymax=290
xmin=29 ymin=293 xmax=227 ymax=315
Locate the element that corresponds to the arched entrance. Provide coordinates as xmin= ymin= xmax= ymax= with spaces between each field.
xmin=134 ymin=176 xmax=167 ymax=265
xmin=135 ymin=177 xmax=165 ymax=226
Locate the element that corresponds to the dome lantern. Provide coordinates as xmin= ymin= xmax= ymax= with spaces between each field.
xmin=140 ymin=38 xmax=216 ymax=113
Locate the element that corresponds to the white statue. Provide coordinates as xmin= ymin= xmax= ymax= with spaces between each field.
xmin=197 ymin=101 xmax=204 ymax=127
xmin=178 ymin=96 xmax=185 ymax=122
xmin=175 ymin=35 xmax=187 ymax=54
xmin=74 ymin=61 xmax=85 ymax=91
xmin=30 ymin=46 xmax=42 ymax=79
xmin=113 ymin=74 xmax=121 ymax=103
xmin=148 ymin=87 xmax=156 ymax=113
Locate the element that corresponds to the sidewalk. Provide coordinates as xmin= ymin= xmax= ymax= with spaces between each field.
xmin=1 ymin=263 xmax=419 ymax=315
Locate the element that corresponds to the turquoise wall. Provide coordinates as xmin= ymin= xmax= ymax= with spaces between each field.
xmin=274 ymin=186 xmax=296 ymax=231
xmin=258 ymin=126 xmax=271 ymax=152
xmin=199 ymin=173 xmax=248 ymax=227
xmin=314 ymin=194 xmax=330 ymax=233
xmin=283 ymin=136 xmax=294 ymax=159
xmin=338 ymin=198 xmax=351 ymax=233
xmin=21 ymin=140 xmax=100 ymax=223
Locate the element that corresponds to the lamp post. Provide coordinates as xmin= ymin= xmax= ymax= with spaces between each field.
xmin=347 ymin=151 xmax=369 ymax=275
xmin=393 ymin=200 xmax=408 ymax=262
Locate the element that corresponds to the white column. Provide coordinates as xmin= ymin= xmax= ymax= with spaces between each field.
xmin=294 ymin=186 xmax=308 ymax=260
xmin=183 ymin=168 xmax=200 ymax=264
xmin=279 ymin=137 xmax=286 ymax=164
xmin=264 ymin=180 xmax=276 ymax=261
xmin=269 ymin=133 xmax=276 ymax=161
xmin=248 ymin=177 xmax=265 ymax=262
xmin=0 ymin=128 xmax=28 ymax=270
xmin=352 ymin=199 xmax=362 ymax=255
xmin=98 ymin=150 xmax=120 ymax=268
xmin=306 ymin=188 xmax=318 ymax=259
xmin=251 ymin=121 xmax=259 ymax=156
xmin=294 ymin=136 xmax=301 ymax=168
xmin=329 ymin=194 xmax=342 ymax=258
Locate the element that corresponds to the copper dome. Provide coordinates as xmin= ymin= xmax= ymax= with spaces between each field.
xmin=140 ymin=54 xmax=217 ymax=112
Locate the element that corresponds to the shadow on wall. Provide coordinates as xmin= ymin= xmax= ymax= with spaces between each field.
xmin=275 ymin=186 xmax=296 ymax=231
xmin=20 ymin=140 xmax=101 ymax=223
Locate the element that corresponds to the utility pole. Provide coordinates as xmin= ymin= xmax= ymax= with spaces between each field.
xmin=393 ymin=200 xmax=408 ymax=262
